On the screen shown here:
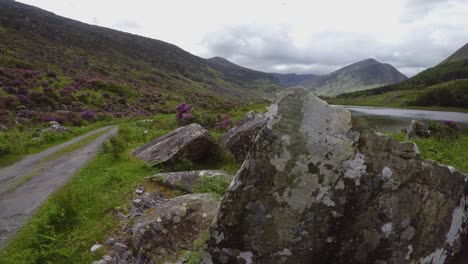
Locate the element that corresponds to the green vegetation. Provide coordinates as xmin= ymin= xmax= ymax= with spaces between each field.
xmin=331 ymin=54 xmax=468 ymax=110
xmin=194 ymin=175 xmax=232 ymax=198
xmin=0 ymin=141 xmax=156 ymax=263
xmin=42 ymin=128 xmax=111 ymax=162
xmin=0 ymin=120 xmax=113 ymax=168
xmin=392 ymin=133 xmax=468 ymax=173
xmin=183 ymin=231 xmax=210 ymax=264
xmin=0 ymin=107 xmax=256 ymax=263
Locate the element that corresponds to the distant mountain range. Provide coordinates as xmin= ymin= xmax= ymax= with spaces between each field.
xmin=212 ymin=58 xmax=407 ymax=97
xmin=332 ymin=42 xmax=468 ymax=109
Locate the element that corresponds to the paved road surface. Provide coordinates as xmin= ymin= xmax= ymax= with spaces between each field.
xmin=0 ymin=125 xmax=117 ymax=249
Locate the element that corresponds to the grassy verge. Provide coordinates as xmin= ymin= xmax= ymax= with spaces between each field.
xmin=0 ymin=128 xmax=114 ymax=195
xmin=0 ymin=120 xmax=115 ymax=168
xmin=392 ymin=133 xmax=468 ymax=173
xmin=0 ymin=113 xmax=243 ymax=264
xmin=326 ymin=90 xmax=468 ymax=113
xmin=42 ymin=127 xmax=111 ymax=162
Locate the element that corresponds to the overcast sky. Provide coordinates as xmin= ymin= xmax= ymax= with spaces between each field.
xmin=17 ymin=0 xmax=468 ymax=76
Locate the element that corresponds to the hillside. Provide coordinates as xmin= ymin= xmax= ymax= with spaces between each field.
xmin=271 ymin=73 xmax=318 ymax=87
xmin=301 ymin=58 xmax=407 ymax=96
xmin=0 ymin=0 xmax=280 ymax=127
xmin=332 ymin=43 xmax=468 ymax=109
xmin=206 ymin=57 xmax=279 ymax=92
xmin=441 ymin=43 xmax=468 ymax=65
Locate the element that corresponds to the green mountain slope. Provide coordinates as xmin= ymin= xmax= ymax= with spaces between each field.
xmin=441 ymin=43 xmax=468 ymax=65
xmin=270 ymin=73 xmax=318 ymax=87
xmin=331 ymin=43 xmax=468 ymax=109
xmin=0 ymin=0 xmax=280 ymax=124
xmin=301 ymin=58 xmax=407 ymax=96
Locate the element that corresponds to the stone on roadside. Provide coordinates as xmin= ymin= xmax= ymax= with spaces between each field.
xmin=113 ymin=242 xmax=128 ymax=253
xmin=133 ymin=123 xmax=216 ymax=166
xmin=90 ymin=244 xmax=102 ymax=252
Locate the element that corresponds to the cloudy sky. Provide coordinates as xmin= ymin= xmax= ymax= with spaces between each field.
xmin=17 ymin=0 xmax=468 ymax=76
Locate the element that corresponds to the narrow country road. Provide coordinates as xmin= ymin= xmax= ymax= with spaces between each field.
xmin=0 ymin=125 xmax=118 ymax=249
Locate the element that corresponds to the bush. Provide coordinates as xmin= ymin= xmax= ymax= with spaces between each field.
xmin=194 ymin=175 xmax=231 ymax=197
xmin=176 ymin=102 xmax=194 ymax=124
xmin=101 ymin=135 xmax=126 ymax=159
xmin=427 ymin=120 xmax=462 ymax=140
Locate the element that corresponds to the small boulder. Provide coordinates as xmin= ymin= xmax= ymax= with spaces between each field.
xmin=39 ymin=121 xmax=69 ymax=136
xmin=133 ymin=123 xmax=216 ymax=166
xmin=149 ymin=170 xmax=233 ymax=193
xmin=220 ymin=111 xmax=265 ymax=162
xmin=405 ymin=119 xmax=428 ymax=138
xmin=90 ymin=244 xmax=102 ymax=252
xmin=132 ymin=193 xmax=218 ymax=263
xmin=113 ymin=242 xmax=128 ymax=253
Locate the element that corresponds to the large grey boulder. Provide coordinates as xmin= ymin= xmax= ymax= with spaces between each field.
xmin=149 ymin=170 xmax=233 ymax=193
xmin=132 ymin=193 xmax=218 ymax=263
xmin=220 ymin=111 xmax=265 ymax=163
xmin=133 ymin=123 xmax=216 ymax=166
xmin=207 ymin=87 xmax=468 ymax=264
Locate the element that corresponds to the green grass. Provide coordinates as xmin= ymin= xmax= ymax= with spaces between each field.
xmin=183 ymin=231 xmax=209 ymax=264
xmin=392 ymin=133 xmax=468 ymax=173
xmin=0 ymin=111 xmax=249 ymax=263
xmin=0 ymin=127 xmax=159 ymax=263
xmin=42 ymin=128 xmax=111 ymax=162
xmin=327 ymin=89 xmax=468 ymax=113
xmin=0 ymin=120 xmax=114 ymax=168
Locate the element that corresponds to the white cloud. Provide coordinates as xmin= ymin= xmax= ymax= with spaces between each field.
xmin=17 ymin=0 xmax=468 ymax=77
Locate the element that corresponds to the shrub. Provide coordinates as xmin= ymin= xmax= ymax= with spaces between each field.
xmin=194 ymin=175 xmax=231 ymax=198
xmin=427 ymin=120 xmax=462 ymax=140
xmin=215 ymin=114 xmax=233 ymax=131
xmin=80 ymin=110 xmax=95 ymax=121
xmin=176 ymin=102 xmax=194 ymax=124
xmin=101 ymin=135 xmax=126 ymax=159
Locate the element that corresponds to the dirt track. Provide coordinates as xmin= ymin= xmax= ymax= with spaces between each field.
xmin=0 ymin=126 xmax=117 ymax=249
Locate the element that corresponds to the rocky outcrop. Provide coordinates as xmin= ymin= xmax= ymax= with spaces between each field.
xmin=149 ymin=170 xmax=233 ymax=193
xmin=132 ymin=193 xmax=218 ymax=263
xmin=133 ymin=123 xmax=216 ymax=166
xmin=207 ymin=87 xmax=468 ymax=264
xmin=220 ymin=111 xmax=265 ymax=162
xmin=406 ymin=120 xmax=429 ymax=138
xmin=39 ymin=121 xmax=69 ymax=135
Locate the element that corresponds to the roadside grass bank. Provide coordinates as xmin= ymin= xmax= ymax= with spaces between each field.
xmin=0 ymin=112 xmax=245 ymax=263
xmin=0 ymin=120 xmax=115 ymax=168
xmin=0 ymin=128 xmax=113 ymax=195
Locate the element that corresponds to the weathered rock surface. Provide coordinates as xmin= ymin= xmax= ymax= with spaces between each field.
xmin=220 ymin=111 xmax=265 ymax=162
xmin=133 ymin=193 xmax=218 ymax=263
xmin=406 ymin=120 xmax=429 ymax=138
xmin=133 ymin=123 xmax=216 ymax=166
xmin=207 ymin=87 xmax=468 ymax=264
xmin=149 ymin=170 xmax=233 ymax=193
xmin=39 ymin=121 xmax=69 ymax=136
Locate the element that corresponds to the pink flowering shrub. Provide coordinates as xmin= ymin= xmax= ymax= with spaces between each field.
xmin=176 ymin=102 xmax=194 ymax=124
xmin=80 ymin=109 xmax=96 ymax=120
